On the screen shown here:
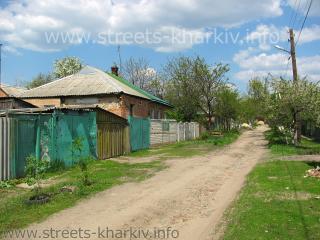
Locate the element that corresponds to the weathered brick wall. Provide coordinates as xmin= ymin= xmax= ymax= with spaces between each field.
xmin=120 ymin=95 xmax=170 ymax=119
xmin=120 ymin=95 xmax=150 ymax=118
xmin=0 ymin=88 xmax=8 ymax=98
xmin=23 ymin=98 xmax=61 ymax=107
xmin=20 ymin=94 xmax=170 ymax=119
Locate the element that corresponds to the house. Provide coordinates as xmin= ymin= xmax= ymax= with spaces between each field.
xmin=18 ymin=66 xmax=172 ymax=119
xmin=0 ymin=84 xmax=36 ymax=110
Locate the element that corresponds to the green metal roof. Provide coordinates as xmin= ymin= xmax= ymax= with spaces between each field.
xmin=107 ymin=73 xmax=172 ymax=107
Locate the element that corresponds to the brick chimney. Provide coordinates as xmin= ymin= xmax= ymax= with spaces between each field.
xmin=111 ymin=65 xmax=119 ymax=76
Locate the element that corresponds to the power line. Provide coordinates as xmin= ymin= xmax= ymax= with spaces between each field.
xmin=289 ymin=0 xmax=300 ymax=28
xmin=292 ymin=0 xmax=302 ymax=29
xmin=296 ymin=0 xmax=313 ymax=46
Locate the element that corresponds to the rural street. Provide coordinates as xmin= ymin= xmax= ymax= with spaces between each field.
xmin=24 ymin=127 xmax=268 ymax=240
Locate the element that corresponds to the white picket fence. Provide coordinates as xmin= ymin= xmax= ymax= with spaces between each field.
xmin=150 ymin=119 xmax=200 ymax=146
xmin=0 ymin=117 xmax=14 ymax=181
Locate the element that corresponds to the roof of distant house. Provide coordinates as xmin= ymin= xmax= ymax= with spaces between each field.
xmin=0 ymin=84 xmax=27 ymax=97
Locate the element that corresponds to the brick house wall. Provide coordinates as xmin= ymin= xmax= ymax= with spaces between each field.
xmin=23 ymin=98 xmax=61 ymax=108
xmin=21 ymin=94 xmax=170 ymax=119
xmin=0 ymin=89 xmax=8 ymax=98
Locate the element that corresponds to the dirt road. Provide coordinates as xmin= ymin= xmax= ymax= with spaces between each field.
xmin=24 ymin=127 xmax=268 ymax=240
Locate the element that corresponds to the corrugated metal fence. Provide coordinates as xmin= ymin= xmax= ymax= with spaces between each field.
xmin=0 ymin=117 xmax=15 ymax=181
xmin=128 ymin=116 xmax=150 ymax=151
xmin=151 ymin=119 xmax=200 ymax=146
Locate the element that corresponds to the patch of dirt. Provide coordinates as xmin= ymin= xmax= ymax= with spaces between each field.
xmin=21 ymin=127 xmax=268 ymax=240
xmin=281 ymin=155 xmax=320 ymax=162
xmin=276 ymin=191 xmax=315 ymax=201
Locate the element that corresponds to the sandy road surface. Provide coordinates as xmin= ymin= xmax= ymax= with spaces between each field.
xmin=18 ymin=127 xmax=268 ymax=240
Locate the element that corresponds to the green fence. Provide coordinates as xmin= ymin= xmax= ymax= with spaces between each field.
xmin=128 ymin=116 xmax=150 ymax=151
xmin=11 ymin=110 xmax=97 ymax=177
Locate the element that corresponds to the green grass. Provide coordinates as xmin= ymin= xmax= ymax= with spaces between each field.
xmin=222 ymin=130 xmax=320 ymax=239
xmin=0 ymin=160 xmax=164 ymax=233
xmin=128 ymin=131 xmax=240 ymax=159
xmin=0 ymin=130 xmax=240 ymax=234
xmin=222 ymin=160 xmax=320 ymax=240
xmin=265 ymin=130 xmax=320 ymax=156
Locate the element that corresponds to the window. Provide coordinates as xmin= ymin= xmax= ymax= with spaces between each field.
xmin=162 ymin=121 xmax=170 ymax=132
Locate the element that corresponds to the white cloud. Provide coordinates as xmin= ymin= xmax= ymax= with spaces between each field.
xmin=234 ymin=50 xmax=320 ymax=82
xmin=0 ymin=0 xmax=283 ymax=52
xmin=244 ymin=24 xmax=320 ymax=51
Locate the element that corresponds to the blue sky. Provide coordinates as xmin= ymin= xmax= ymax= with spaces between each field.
xmin=0 ymin=0 xmax=319 ymax=92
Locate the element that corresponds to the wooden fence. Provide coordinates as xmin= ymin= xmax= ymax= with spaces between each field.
xmin=0 ymin=117 xmax=15 ymax=181
xmin=97 ymin=109 xmax=130 ymax=159
xmin=150 ymin=120 xmax=200 ymax=146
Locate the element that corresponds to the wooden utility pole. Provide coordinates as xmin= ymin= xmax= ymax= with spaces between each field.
xmin=289 ymin=29 xmax=298 ymax=83
xmin=289 ymin=29 xmax=301 ymax=145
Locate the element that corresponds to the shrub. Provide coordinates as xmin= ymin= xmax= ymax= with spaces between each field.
xmin=25 ymin=155 xmax=50 ymax=196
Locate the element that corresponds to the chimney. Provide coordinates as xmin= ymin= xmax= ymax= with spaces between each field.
xmin=111 ymin=65 xmax=119 ymax=76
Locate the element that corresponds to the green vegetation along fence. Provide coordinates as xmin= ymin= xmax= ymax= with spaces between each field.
xmin=8 ymin=109 xmax=97 ymax=178
xmin=128 ymin=116 xmax=150 ymax=151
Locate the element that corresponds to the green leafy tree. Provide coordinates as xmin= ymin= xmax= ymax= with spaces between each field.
xmin=268 ymin=77 xmax=320 ymax=145
xmin=215 ymin=86 xmax=240 ymax=131
xmin=194 ymin=59 xmax=229 ymax=129
xmin=164 ymin=56 xmax=200 ymax=122
xmin=54 ymin=57 xmax=83 ymax=79
xmin=247 ymin=77 xmax=269 ymax=120
xmin=26 ymin=73 xmax=53 ymax=89
xmin=163 ymin=56 xmax=229 ymax=128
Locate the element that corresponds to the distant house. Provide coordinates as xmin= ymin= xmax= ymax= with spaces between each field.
xmin=0 ymin=84 xmax=35 ymax=110
xmin=19 ymin=66 xmax=171 ymax=119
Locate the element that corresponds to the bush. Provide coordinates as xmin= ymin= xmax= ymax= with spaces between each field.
xmin=200 ymin=132 xmax=210 ymax=140
xmin=25 ymin=155 xmax=50 ymax=196
xmin=265 ymin=128 xmax=293 ymax=145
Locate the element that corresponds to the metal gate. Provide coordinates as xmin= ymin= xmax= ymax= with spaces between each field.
xmin=0 ymin=118 xmax=16 ymax=180
xmin=128 ymin=116 xmax=150 ymax=151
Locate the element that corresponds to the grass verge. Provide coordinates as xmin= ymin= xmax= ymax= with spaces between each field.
xmin=128 ymin=131 xmax=241 ymax=159
xmin=265 ymin=130 xmax=320 ymax=156
xmin=222 ymin=160 xmax=320 ymax=240
xmin=0 ymin=160 xmax=164 ymax=233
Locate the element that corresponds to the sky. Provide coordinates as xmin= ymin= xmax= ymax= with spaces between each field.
xmin=0 ymin=0 xmax=319 ymax=92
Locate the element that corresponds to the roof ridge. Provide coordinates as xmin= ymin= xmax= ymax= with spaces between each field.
xmin=107 ymin=73 xmax=171 ymax=106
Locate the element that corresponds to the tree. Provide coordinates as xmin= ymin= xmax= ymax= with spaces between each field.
xmin=25 ymin=73 xmax=53 ymax=89
xmin=215 ymin=86 xmax=240 ymax=131
xmin=54 ymin=57 xmax=83 ymax=79
xmin=163 ymin=56 xmax=200 ymax=122
xmin=194 ymin=59 xmax=229 ymax=129
xmin=122 ymin=57 xmax=155 ymax=90
xmin=247 ymin=77 xmax=269 ymax=120
xmin=268 ymin=77 xmax=320 ymax=145
xmin=163 ymin=56 xmax=229 ymax=128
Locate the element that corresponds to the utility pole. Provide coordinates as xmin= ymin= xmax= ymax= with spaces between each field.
xmin=289 ymin=29 xmax=301 ymax=145
xmin=289 ymin=29 xmax=298 ymax=83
